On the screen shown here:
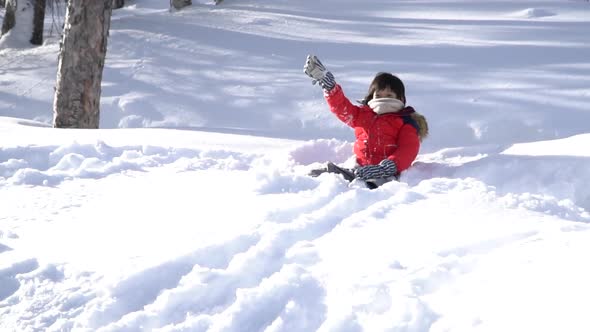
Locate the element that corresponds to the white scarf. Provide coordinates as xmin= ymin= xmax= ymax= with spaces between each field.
xmin=368 ymin=98 xmax=405 ymax=115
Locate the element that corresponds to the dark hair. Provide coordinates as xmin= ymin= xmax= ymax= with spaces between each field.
xmin=362 ymin=72 xmax=406 ymax=104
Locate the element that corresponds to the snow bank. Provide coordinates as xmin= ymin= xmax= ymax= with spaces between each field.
xmin=406 ymin=140 xmax=590 ymax=214
xmin=0 ymin=141 xmax=257 ymax=186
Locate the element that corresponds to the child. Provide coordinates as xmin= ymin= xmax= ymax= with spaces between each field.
xmin=304 ymin=55 xmax=428 ymax=188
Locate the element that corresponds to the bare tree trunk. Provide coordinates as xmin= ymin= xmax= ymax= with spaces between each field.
xmin=1 ymin=0 xmax=16 ymax=36
xmin=112 ymin=0 xmax=124 ymax=10
xmin=30 ymin=0 xmax=46 ymax=45
xmin=2 ymin=0 xmax=47 ymax=45
xmin=170 ymin=0 xmax=191 ymax=10
xmin=53 ymin=0 xmax=113 ymax=129
xmin=1 ymin=0 xmax=5 ymax=8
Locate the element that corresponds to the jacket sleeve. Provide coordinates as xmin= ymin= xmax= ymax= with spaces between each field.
xmin=387 ymin=123 xmax=420 ymax=173
xmin=324 ymin=84 xmax=368 ymax=128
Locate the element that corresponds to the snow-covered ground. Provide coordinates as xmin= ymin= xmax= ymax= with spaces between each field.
xmin=1 ymin=0 xmax=590 ymax=331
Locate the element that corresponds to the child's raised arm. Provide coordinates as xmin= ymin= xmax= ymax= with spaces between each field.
xmin=304 ymin=54 xmax=369 ymax=128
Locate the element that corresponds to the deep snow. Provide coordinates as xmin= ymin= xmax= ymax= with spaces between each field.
xmin=1 ymin=0 xmax=590 ymax=331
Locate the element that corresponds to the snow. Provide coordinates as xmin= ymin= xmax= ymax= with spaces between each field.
xmin=509 ymin=8 xmax=557 ymax=18
xmin=1 ymin=0 xmax=590 ymax=331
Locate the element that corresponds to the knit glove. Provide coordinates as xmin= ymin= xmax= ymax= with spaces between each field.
xmin=303 ymin=54 xmax=336 ymax=92
xmin=354 ymin=159 xmax=398 ymax=180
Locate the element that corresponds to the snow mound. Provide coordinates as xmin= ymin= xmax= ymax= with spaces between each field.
xmin=288 ymin=139 xmax=352 ymax=166
xmin=406 ymin=142 xmax=590 ymax=215
xmin=0 ymin=141 xmax=258 ymax=186
xmin=510 ymin=8 xmax=557 ymax=19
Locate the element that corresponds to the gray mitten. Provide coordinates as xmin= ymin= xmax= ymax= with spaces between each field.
xmin=303 ymin=54 xmax=336 ymax=92
xmin=354 ymin=159 xmax=398 ymax=181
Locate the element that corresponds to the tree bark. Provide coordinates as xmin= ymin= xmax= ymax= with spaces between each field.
xmin=53 ymin=0 xmax=113 ymax=129
xmin=30 ymin=0 xmax=46 ymax=45
xmin=1 ymin=0 xmax=16 ymax=36
xmin=171 ymin=0 xmax=191 ymax=10
xmin=112 ymin=0 xmax=124 ymax=9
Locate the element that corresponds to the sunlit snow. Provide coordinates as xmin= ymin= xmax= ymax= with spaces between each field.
xmin=1 ymin=0 xmax=590 ymax=331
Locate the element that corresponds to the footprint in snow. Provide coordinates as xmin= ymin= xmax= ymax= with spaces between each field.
xmin=0 ymin=258 xmax=40 ymax=301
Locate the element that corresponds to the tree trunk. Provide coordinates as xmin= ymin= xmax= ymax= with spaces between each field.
xmin=112 ymin=0 xmax=124 ymax=9
xmin=170 ymin=0 xmax=191 ymax=10
xmin=30 ymin=0 xmax=46 ymax=45
xmin=53 ymin=0 xmax=113 ymax=129
xmin=1 ymin=0 xmax=46 ymax=45
xmin=1 ymin=0 xmax=5 ymax=8
xmin=1 ymin=0 xmax=16 ymax=36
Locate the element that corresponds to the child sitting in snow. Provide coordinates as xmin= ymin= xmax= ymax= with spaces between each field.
xmin=304 ymin=55 xmax=428 ymax=188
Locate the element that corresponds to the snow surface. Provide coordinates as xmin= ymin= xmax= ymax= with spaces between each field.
xmin=1 ymin=0 xmax=590 ymax=331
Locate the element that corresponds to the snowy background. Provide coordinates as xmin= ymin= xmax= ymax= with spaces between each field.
xmin=1 ymin=0 xmax=590 ymax=331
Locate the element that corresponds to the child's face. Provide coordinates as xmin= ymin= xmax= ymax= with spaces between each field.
xmin=373 ymin=86 xmax=398 ymax=100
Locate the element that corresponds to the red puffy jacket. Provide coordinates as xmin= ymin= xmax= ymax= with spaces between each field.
xmin=325 ymin=84 xmax=421 ymax=174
